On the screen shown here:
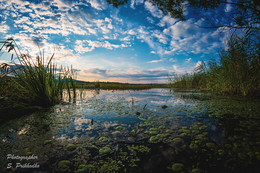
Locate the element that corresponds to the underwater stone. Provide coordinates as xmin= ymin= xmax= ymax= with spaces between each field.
xmin=58 ymin=160 xmax=70 ymax=172
xmin=66 ymin=144 xmax=77 ymax=151
xmin=127 ymin=137 xmax=135 ymax=143
xmin=99 ymin=146 xmax=112 ymax=155
xmin=171 ymin=163 xmax=184 ymax=172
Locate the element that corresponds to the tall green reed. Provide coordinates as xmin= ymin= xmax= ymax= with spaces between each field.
xmin=169 ymin=32 xmax=260 ymax=97
xmin=0 ymin=38 xmax=76 ymax=107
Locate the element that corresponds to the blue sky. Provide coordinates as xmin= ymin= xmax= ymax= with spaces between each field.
xmin=0 ymin=0 xmax=233 ymax=83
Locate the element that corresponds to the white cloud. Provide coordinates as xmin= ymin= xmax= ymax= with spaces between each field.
xmin=130 ymin=0 xmax=144 ymax=9
xmin=93 ymin=18 xmax=114 ymax=34
xmin=161 ymin=19 xmax=224 ymax=55
xmin=152 ymin=30 xmax=168 ymax=44
xmin=130 ymin=0 xmax=136 ymax=9
xmin=158 ymin=14 xmax=178 ymax=27
xmin=169 ymin=58 xmax=177 ymax=62
xmin=87 ymin=0 xmax=105 ymax=10
xmin=0 ymin=21 xmax=9 ymax=33
xmin=81 ymin=67 xmax=170 ymax=83
xmin=172 ymin=65 xmax=184 ymax=74
xmin=194 ymin=61 xmax=202 ymax=68
xmin=225 ymin=0 xmax=232 ymax=12
xmin=75 ymin=40 xmax=130 ymax=54
xmin=144 ymin=1 xmax=163 ymax=18
xmin=185 ymin=58 xmax=192 ymax=63
xmin=135 ymin=26 xmax=166 ymax=55
xmin=147 ymin=17 xmax=155 ymax=24
xmin=148 ymin=58 xmax=166 ymax=63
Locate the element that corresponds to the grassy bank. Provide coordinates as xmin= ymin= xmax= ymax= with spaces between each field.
xmin=0 ymin=38 xmax=76 ymax=122
xmin=74 ymin=81 xmax=170 ymax=90
xmin=169 ymin=32 xmax=260 ymax=97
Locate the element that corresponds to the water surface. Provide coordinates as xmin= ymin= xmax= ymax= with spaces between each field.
xmin=1 ymin=89 xmax=260 ymax=172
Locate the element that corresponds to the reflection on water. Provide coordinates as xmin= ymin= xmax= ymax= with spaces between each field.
xmin=0 ymin=89 xmax=260 ymax=172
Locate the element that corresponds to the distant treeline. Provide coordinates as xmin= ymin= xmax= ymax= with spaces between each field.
xmin=74 ymin=81 xmax=170 ymax=90
xmin=169 ymin=32 xmax=260 ymax=97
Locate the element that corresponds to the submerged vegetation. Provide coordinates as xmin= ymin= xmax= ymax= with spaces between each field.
xmin=0 ymin=89 xmax=259 ymax=172
xmin=0 ymin=38 xmax=76 ymax=121
xmin=170 ymin=32 xmax=260 ymax=97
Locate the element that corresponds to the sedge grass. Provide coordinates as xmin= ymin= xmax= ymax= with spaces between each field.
xmin=169 ymin=32 xmax=260 ymax=97
xmin=0 ymin=38 xmax=76 ymax=107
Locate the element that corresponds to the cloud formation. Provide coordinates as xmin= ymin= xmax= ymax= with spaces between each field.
xmin=0 ymin=0 xmax=229 ymax=83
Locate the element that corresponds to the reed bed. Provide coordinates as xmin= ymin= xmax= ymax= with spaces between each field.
xmin=0 ymin=38 xmax=76 ymax=111
xmin=170 ymin=32 xmax=260 ymax=97
xmin=75 ymin=82 xmax=170 ymax=90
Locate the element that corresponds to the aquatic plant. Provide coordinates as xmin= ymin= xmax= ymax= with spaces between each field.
xmin=169 ymin=31 xmax=260 ymax=97
xmin=0 ymin=38 xmax=76 ymax=108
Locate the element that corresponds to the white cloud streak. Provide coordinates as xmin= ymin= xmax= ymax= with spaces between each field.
xmin=147 ymin=58 xmax=166 ymax=63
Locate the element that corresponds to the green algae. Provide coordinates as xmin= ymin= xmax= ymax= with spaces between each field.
xmin=115 ymin=126 xmax=124 ymax=130
xmin=191 ymin=168 xmax=204 ymax=173
xmin=66 ymin=144 xmax=77 ymax=151
xmin=112 ymin=131 xmax=121 ymax=135
xmin=189 ymin=143 xmax=199 ymax=150
xmin=99 ymin=137 xmax=109 ymax=143
xmin=173 ymin=138 xmax=184 ymax=144
xmin=206 ymin=142 xmax=216 ymax=150
xmin=44 ymin=140 xmax=52 ymax=145
xmin=58 ymin=160 xmax=70 ymax=172
xmin=166 ymin=129 xmax=174 ymax=133
xmin=1 ymin=89 xmax=260 ymax=173
xmin=76 ymin=164 xmax=93 ymax=173
xmin=149 ymin=134 xmax=166 ymax=143
xmin=131 ymin=129 xmax=137 ymax=137
xmin=171 ymin=163 xmax=184 ymax=172
xmin=99 ymin=146 xmax=112 ymax=155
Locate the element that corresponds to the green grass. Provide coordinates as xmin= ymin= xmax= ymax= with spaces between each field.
xmin=74 ymin=81 xmax=170 ymax=90
xmin=0 ymin=38 xmax=76 ymax=121
xmin=169 ymin=32 xmax=260 ymax=97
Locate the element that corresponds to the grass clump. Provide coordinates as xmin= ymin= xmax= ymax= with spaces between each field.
xmin=169 ymin=32 xmax=260 ymax=97
xmin=0 ymin=38 xmax=76 ymax=121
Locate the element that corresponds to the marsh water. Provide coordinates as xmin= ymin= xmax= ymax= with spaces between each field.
xmin=0 ymin=89 xmax=260 ymax=172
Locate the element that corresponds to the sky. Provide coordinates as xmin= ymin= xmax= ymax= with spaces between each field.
xmin=0 ymin=0 xmax=234 ymax=83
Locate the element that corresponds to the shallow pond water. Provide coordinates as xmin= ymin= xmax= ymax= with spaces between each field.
xmin=0 ymin=89 xmax=260 ymax=173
